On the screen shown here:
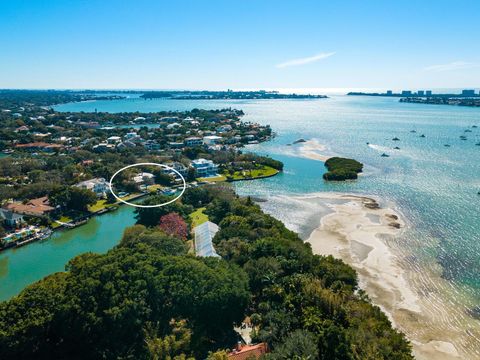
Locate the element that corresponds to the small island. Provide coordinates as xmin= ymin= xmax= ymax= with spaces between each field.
xmin=323 ymin=157 xmax=363 ymax=181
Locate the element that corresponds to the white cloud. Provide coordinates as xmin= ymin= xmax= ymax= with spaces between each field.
xmin=276 ymin=52 xmax=335 ymax=68
xmin=424 ymin=61 xmax=480 ymax=72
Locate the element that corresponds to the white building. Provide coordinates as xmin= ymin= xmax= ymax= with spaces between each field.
xmin=203 ymin=135 xmax=223 ymax=145
xmin=133 ymin=172 xmax=155 ymax=185
xmin=191 ymin=158 xmax=219 ymax=177
xmin=75 ymin=178 xmax=109 ymax=197
xmin=166 ymin=122 xmax=181 ymax=130
xmin=107 ymin=136 xmax=122 ymax=144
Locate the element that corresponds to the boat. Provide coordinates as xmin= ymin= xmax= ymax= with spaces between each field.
xmin=410 ymin=130 xmax=416 ymax=133
xmin=392 ymin=137 xmax=400 ymax=141
xmin=460 ymin=135 xmax=467 ymax=140
xmin=381 ymin=153 xmax=390 ymax=157
xmin=393 ymin=146 xmax=400 ymax=150
xmin=475 ymin=142 xmax=480 ymax=146
xmin=420 ymin=134 xmax=426 ymax=138
xmin=159 ymin=188 xmax=176 ymax=196
xmin=444 ymin=144 xmax=451 ymax=147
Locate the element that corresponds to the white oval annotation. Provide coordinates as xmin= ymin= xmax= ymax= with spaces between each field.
xmin=108 ymin=162 xmax=186 ymax=208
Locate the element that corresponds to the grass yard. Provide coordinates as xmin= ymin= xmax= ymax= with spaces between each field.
xmin=196 ymin=175 xmax=227 ymax=183
xmin=51 ymin=215 xmax=73 ymax=228
xmin=189 ymin=207 xmax=208 ymax=227
xmin=88 ymin=199 xmax=110 ymax=213
xmin=227 ymin=165 xmax=278 ymax=180
xmin=147 ymin=184 xmax=163 ymax=193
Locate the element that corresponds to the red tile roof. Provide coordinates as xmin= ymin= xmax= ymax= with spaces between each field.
xmin=227 ymin=343 xmax=268 ymax=360
xmin=5 ymin=196 xmax=54 ymax=216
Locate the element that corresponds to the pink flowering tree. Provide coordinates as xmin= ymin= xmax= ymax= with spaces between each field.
xmin=158 ymin=212 xmax=188 ymax=240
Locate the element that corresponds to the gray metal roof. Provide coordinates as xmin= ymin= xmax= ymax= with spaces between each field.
xmin=194 ymin=221 xmax=220 ymax=258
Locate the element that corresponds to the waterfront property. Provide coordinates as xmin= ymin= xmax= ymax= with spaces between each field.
xmin=0 ymin=209 xmax=24 ymax=228
xmin=75 ymin=178 xmax=109 ymax=197
xmin=191 ymin=158 xmax=219 ymax=177
xmin=162 ymin=162 xmax=188 ymax=177
xmin=4 ymin=196 xmax=55 ymax=217
xmin=133 ymin=172 xmax=155 ymax=185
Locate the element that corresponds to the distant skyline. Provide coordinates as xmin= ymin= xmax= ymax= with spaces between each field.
xmin=1 ymin=0 xmax=479 ymax=89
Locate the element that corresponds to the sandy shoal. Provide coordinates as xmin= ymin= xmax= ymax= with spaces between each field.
xmin=300 ymin=193 xmax=463 ymax=360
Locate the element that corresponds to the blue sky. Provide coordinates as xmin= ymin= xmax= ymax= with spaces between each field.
xmin=1 ymin=0 xmax=479 ymax=90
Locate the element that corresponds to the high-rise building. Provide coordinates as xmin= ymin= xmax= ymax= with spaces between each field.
xmin=417 ymin=90 xmax=425 ymax=96
xmin=462 ymin=89 xmax=475 ymax=96
xmin=386 ymin=90 xmax=393 ymax=95
xmin=401 ymin=90 xmax=412 ymax=96
xmin=426 ymin=90 xmax=432 ymax=96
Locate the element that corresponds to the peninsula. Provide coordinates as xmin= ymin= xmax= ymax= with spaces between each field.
xmin=140 ymin=90 xmax=328 ymax=100
xmin=399 ymin=97 xmax=480 ymax=107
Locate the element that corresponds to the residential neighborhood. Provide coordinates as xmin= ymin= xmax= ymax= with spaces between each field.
xmin=0 ymin=94 xmax=282 ymax=251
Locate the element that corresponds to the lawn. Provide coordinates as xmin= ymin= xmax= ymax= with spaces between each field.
xmin=88 ymin=199 xmax=110 ymax=213
xmin=189 ymin=207 xmax=208 ymax=227
xmin=120 ymin=192 xmax=143 ymax=202
xmin=147 ymin=184 xmax=163 ymax=193
xmin=196 ymin=175 xmax=227 ymax=183
xmin=227 ymin=165 xmax=278 ymax=180
xmin=51 ymin=215 xmax=72 ymax=228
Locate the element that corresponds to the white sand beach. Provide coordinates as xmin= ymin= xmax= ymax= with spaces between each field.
xmin=296 ymin=139 xmax=331 ymax=162
xmin=299 ymin=193 xmax=465 ymax=360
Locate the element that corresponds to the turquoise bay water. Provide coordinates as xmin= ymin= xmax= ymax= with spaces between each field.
xmin=2 ymin=97 xmax=479 ymax=340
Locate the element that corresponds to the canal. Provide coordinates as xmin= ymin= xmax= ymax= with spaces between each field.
xmin=0 ymin=204 xmax=136 ymax=301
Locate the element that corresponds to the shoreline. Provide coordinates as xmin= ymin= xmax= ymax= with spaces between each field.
xmin=298 ymin=192 xmax=464 ymax=360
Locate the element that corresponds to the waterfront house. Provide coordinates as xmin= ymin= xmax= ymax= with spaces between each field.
xmin=75 ymin=178 xmax=109 ymax=197
xmin=5 ymin=196 xmax=55 ymax=217
xmin=191 ymin=158 xmax=219 ymax=177
xmin=133 ymin=172 xmax=155 ymax=185
xmin=0 ymin=209 xmax=24 ymax=228
xmin=163 ymin=162 xmax=188 ymax=177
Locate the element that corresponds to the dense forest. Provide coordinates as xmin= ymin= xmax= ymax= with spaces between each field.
xmin=0 ymin=185 xmax=413 ymax=359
